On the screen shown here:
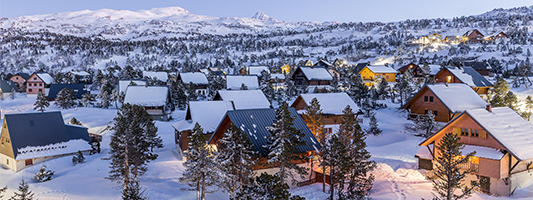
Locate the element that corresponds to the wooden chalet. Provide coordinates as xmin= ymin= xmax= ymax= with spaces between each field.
xmin=9 ymin=73 xmax=30 ymax=90
xmin=0 ymin=112 xmax=91 ymax=171
xmin=444 ymin=35 xmax=461 ymax=45
xmin=417 ymin=107 xmax=533 ymax=196
xmin=397 ymin=63 xmax=442 ymax=78
xmin=0 ymin=80 xmax=19 ymax=100
xmin=358 ymin=65 xmax=397 ymax=86
xmin=434 ymin=66 xmax=493 ymax=98
xmin=26 ymin=72 xmax=55 ymax=95
xmin=462 ymin=29 xmax=485 ymax=43
xmin=485 ymin=31 xmax=507 ymax=41
xmin=177 ymin=72 xmax=209 ymax=96
xmin=402 ymin=83 xmax=488 ymax=122
xmin=462 ymin=61 xmax=491 ymax=76
xmin=123 ymin=86 xmax=172 ymax=121
xmin=292 ymin=66 xmax=333 ymax=92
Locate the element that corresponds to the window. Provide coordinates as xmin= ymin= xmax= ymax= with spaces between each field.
xmin=28 ymin=89 xmax=32 ymax=92
xmin=6 ymin=159 xmax=8 ymax=165
xmin=34 ymin=77 xmax=37 ymax=80
xmin=471 ymin=129 xmax=479 ymax=137
xmin=39 ymin=89 xmax=42 ymax=92
xmin=429 ymin=96 xmax=434 ymax=102
xmin=39 ymin=83 xmax=42 ymax=86
xmin=461 ymin=128 xmax=468 ymax=136
xmin=424 ymin=96 xmax=428 ymax=102
xmin=434 ymin=111 xmax=438 ymax=116
xmin=446 ymin=76 xmax=452 ymax=83
xmin=25 ymin=159 xmax=33 ymax=166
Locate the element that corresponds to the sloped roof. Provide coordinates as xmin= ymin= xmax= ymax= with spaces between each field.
xmin=119 ymin=80 xmax=147 ymax=94
xmin=427 ymin=65 xmax=442 ymax=75
xmin=13 ymin=73 xmax=30 ymax=80
xmin=248 ymin=66 xmax=270 ymax=76
xmin=214 ymin=90 xmax=270 ymax=110
xmin=444 ymin=66 xmax=492 ymax=87
xmin=3 ymin=112 xmax=91 ymax=160
xmin=299 ymin=66 xmax=333 ymax=81
xmin=354 ymin=62 xmax=370 ymax=73
xmin=462 ymin=62 xmax=491 ymax=70
xmin=403 ymin=83 xmax=487 ymax=113
xmin=212 ymin=108 xmax=320 ymax=157
xmin=69 ymin=71 xmax=90 ymax=76
xmin=294 ymin=93 xmax=359 ymax=115
xmin=124 ymin=86 xmax=169 ymax=107
xmin=172 ymin=101 xmax=234 ymax=133
xmin=143 ymin=71 xmax=168 ymax=82
xmin=178 ymin=72 xmax=209 ymax=85
xmin=0 ymin=80 xmax=18 ymax=93
xmin=314 ymin=60 xmax=332 ymax=67
xmin=226 ymin=75 xmax=259 ymax=90
xmin=47 ymin=84 xmax=87 ymax=99
xmin=365 ymin=65 xmax=398 ymax=74
xmin=271 ymin=74 xmax=285 ymax=80
xmin=35 ymin=73 xmax=54 ymax=85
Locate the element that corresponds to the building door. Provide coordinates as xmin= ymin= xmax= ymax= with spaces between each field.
xmin=25 ymin=159 xmax=33 ymax=166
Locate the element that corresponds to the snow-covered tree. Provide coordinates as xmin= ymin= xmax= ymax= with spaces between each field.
xmin=302 ymin=97 xmax=324 ymax=183
xmin=236 ymin=172 xmax=304 ymax=200
xmin=55 ymin=88 xmax=76 ymax=109
xmin=260 ymin=73 xmax=275 ymax=105
xmin=107 ymin=103 xmax=162 ymax=197
xmin=431 ymin=132 xmax=481 ymax=200
xmin=81 ymin=93 xmax=94 ymax=107
xmin=266 ymin=101 xmax=307 ymax=185
xmin=111 ymin=89 xmax=120 ymax=108
xmin=525 ymin=95 xmax=533 ymax=120
xmin=185 ymin=81 xmax=198 ymax=101
xmin=346 ymin=122 xmax=375 ymax=199
xmin=98 ymin=91 xmax=112 ymax=109
xmin=207 ymin=74 xmax=226 ymax=99
xmin=122 ymin=182 xmax=147 ymax=200
xmin=180 ymin=123 xmax=218 ymax=200
xmin=365 ymin=112 xmax=382 ymax=135
xmin=415 ymin=111 xmax=438 ymax=137
xmin=70 ymin=117 xmax=82 ymax=125
xmin=0 ymin=185 xmax=6 ymax=199
xmin=377 ymin=77 xmax=390 ymax=100
xmin=10 ymin=87 xmax=16 ymax=99
xmin=324 ymin=133 xmax=348 ymax=199
xmin=490 ymin=78 xmax=510 ymax=107
xmin=32 ymin=165 xmax=54 ymax=182
xmin=10 ymin=179 xmax=34 ymax=200
xmin=72 ymin=150 xmax=85 ymax=165
xmin=216 ymin=123 xmax=257 ymax=199
xmin=240 ymin=83 xmax=248 ymax=90
xmin=33 ymin=91 xmax=49 ymax=112
xmin=170 ymin=80 xmax=187 ymax=109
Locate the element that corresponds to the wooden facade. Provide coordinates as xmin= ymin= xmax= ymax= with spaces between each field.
xmin=434 ymin=67 xmax=492 ymax=96
xmin=402 ymin=87 xmax=454 ymax=122
xmin=359 ymin=66 xmax=397 ymax=86
xmin=463 ymin=29 xmax=484 ymax=43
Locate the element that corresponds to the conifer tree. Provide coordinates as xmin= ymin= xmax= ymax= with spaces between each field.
xmin=216 ymin=123 xmax=256 ymax=199
xmin=525 ymin=95 xmax=533 ymax=120
xmin=70 ymin=117 xmax=82 ymax=125
xmin=111 ymin=89 xmax=120 ymax=108
xmin=346 ymin=122 xmax=375 ymax=199
xmin=324 ymin=134 xmax=348 ymax=199
xmin=33 ymin=91 xmax=49 ymax=112
xmin=72 ymin=150 xmax=85 ymax=165
xmin=431 ymin=132 xmax=480 ymax=200
xmin=503 ymin=91 xmax=518 ymax=110
xmin=186 ymin=81 xmax=198 ymax=101
xmin=81 ymin=93 xmax=94 ymax=107
xmin=107 ymin=103 xmax=162 ymax=197
xmin=55 ymin=88 xmax=75 ymax=109
xmin=180 ymin=123 xmax=218 ymax=200
xmin=170 ymin=80 xmax=187 ymax=109
xmin=377 ymin=77 xmax=390 ymax=100
xmin=266 ymin=102 xmax=307 ymax=185
xmin=122 ymin=182 xmax=147 ymax=200
xmin=10 ymin=87 xmax=16 ymax=99
xmin=303 ymin=98 xmax=324 ymax=183
xmin=32 ymin=165 xmax=55 ymax=182
xmin=11 ymin=179 xmax=34 ymax=200
xmin=0 ymin=185 xmax=6 ymax=199
xmin=365 ymin=112 xmax=382 ymax=135
xmin=240 ymin=83 xmax=248 ymax=90
xmin=236 ymin=172 xmax=304 ymax=200
xmin=98 ymin=91 xmax=112 ymax=109
xmin=260 ymin=73 xmax=275 ymax=105
xmin=490 ymin=78 xmax=510 ymax=107
xmin=415 ymin=111 xmax=438 ymax=137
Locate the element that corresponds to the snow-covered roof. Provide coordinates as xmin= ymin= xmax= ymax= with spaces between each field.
xmin=143 ymin=71 xmax=168 ymax=82
xmin=36 ymin=73 xmax=54 ymax=85
xmin=226 ymin=75 xmax=259 ymax=90
xmin=271 ymin=74 xmax=285 ymax=80
xmin=426 ymin=83 xmax=487 ymax=113
xmin=69 ymin=71 xmax=90 ymax=76
xmin=466 ymin=107 xmax=533 ymax=161
xmin=299 ymin=67 xmax=333 ymax=81
xmin=248 ymin=66 xmax=270 ymax=76
xmin=124 ymin=86 xmax=168 ymax=107
xmin=16 ymin=139 xmax=92 ymax=160
xmin=427 ymin=65 xmax=442 ymax=75
xmin=215 ymin=90 xmax=270 ymax=110
xmin=178 ymin=72 xmax=209 ymax=85
xmin=462 ymin=145 xmax=504 ymax=160
xmin=415 ymin=144 xmax=433 ymax=160
xmin=444 ymin=66 xmax=492 ymax=87
xmin=365 ymin=65 xmax=398 ymax=74
xmin=119 ymin=80 xmax=147 ymax=94
xmin=172 ymin=101 xmax=233 ymax=133
xmin=295 ymin=93 xmax=359 ymax=115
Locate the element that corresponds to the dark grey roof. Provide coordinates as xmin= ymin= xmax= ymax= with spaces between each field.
xmin=445 ymin=66 xmax=492 ymax=87
xmin=354 ymin=62 xmax=370 ymax=73
xmin=462 ymin=62 xmax=491 ymax=70
xmin=13 ymin=73 xmax=30 ymax=80
xmin=65 ymin=124 xmax=91 ymax=141
xmin=47 ymin=84 xmax=88 ymax=99
xmin=4 ymin=112 xmax=89 ymax=159
xmin=0 ymin=80 xmax=18 ymax=93
xmin=217 ymin=108 xmax=320 ymax=157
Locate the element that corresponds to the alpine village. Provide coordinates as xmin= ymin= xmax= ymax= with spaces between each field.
xmin=3 ymin=4 xmax=533 ymax=200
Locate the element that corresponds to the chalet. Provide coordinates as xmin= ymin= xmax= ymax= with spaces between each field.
xmin=226 ymin=75 xmax=259 ymax=90
xmin=177 ymin=72 xmax=209 ymax=95
xmin=200 ymin=67 xmax=226 ymax=77
xmin=0 ymin=112 xmax=92 ymax=172
xmin=314 ymin=60 xmax=332 ymax=68
xmin=123 ymin=86 xmax=172 ymax=121
xmin=402 ymin=83 xmax=488 ymax=122
xmin=66 ymin=71 xmax=92 ymax=84
xmin=281 ymin=64 xmax=292 ymax=75
xmin=142 ymin=71 xmax=168 ymax=85
xmin=291 ymin=93 xmax=360 ymax=134
xmin=444 ymin=35 xmax=461 ymax=45
xmin=485 ymin=31 xmax=507 ymax=41
xmin=353 ymin=62 xmax=370 ymax=73
xmin=359 ymin=65 xmax=397 ymax=86
xmin=0 ymin=80 xmax=19 ymax=100
xmin=332 ymin=58 xmax=345 ymax=67
xmin=172 ymin=101 xmax=234 ymax=155
xmin=427 ymin=33 xmax=443 ymax=43
xmin=119 ymin=79 xmax=147 ymax=94
xmin=247 ymin=66 xmax=270 ymax=77
xmin=9 ymin=73 xmax=30 ymax=90
xmin=303 ymin=59 xmax=314 ymax=66
xmin=213 ymin=90 xmax=271 ymax=109
xmin=292 ymin=66 xmax=333 ymax=92
xmin=271 ymin=74 xmax=286 ymax=89
xmin=463 ymin=29 xmax=485 ymax=43
xmin=434 ymin=66 xmax=493 ymax=98
xmin=417 ymin=107 xmax=533 ymax=196
xmin=26 ymin=72 xmax=54 ymax=95
xmin=462 ymin=61 xmax=491 ymax=76
xmin=47 ymin=84 xmax=88 ymax=101
xmin=208 ymin=108 xmax=320 ymax=182
xmin=397 ymin=63 xmax=441 ymax=78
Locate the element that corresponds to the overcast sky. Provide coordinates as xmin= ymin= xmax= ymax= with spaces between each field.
xmin=0 ymin=0 xmax=531 ymax=22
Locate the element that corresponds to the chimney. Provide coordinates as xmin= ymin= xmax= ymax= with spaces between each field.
xmin=486 ymin=104 xmax=492 ymax=112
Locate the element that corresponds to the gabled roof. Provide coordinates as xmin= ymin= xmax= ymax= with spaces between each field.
xmin=214 ymin=90 xmax=270 ymax=110
xmin=34 ymin=73 xmax=54 ymax=85
xmin=124 ymin=86 xmax=169 ymax=107
xmin=442 ymin=66 xmax=492 ymax=87
xmin=12 ymin=73 xmax=30 ymax=80
xmin=143 ymin=71 xmax=168 ymax=82
xmin=354 ymin=62 xmax=370 ymax=73
xmin=363 ymin=65 xmax=398 ymax=74
xmin=210 ymin=108 xmax=320 ymax=157
xmin=402 ymin=83 xmax=487 ymax=113
xmin=314 ymin=60 xmax=332 ymax=67
xmin=226 ymin=75 xmax=259 ymax=90
xmin=178 ymin=72 xmax=209 ymax=85
xmin=420 ymin=107 xmax=533 ymax=161
xmin=68 ymin=71 xmax=90 ymax=76
xmin=297 ymin=66 xmax=333 ymax=81
xmin=271 ymin=74 xmax=285 ymax=80
xmin=172 ymin=101 xmax=234 ymax=133
xmin=462 ymin=62 xmax=491 ymax=70
xmin=119 ymin=79 xmax=147 ymax=94
xmin=3 ymin=112 xmax=91 ymax=160
xmin=248 ymin=66 xmax=270 ymax=77
xmin=47 ymin=84 xmax=87 ymax=99
xmin=293 ymin=93 xmax=359 ymax=115
xmin=0 ymin=80 xmax=18 ymax=93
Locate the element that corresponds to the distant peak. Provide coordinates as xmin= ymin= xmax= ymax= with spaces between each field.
xmin=251 ymin=11 xmax=274 ymax=21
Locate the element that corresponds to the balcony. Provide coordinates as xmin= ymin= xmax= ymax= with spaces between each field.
xmin=458 ymin=162 xmax=479 ymax=173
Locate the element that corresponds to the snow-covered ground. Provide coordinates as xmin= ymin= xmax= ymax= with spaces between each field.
xmin=1 ymin=87 xmax=533 ymax=199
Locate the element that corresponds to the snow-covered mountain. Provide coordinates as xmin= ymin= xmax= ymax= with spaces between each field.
xmin=251 ymin=11 xmax=276 ymax=22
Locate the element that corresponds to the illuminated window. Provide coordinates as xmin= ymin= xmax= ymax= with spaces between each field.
xmin=446 ymin=76 xmax=452 ymax=83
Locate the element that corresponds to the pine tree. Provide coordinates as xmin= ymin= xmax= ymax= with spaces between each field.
xmin=266 ymin=101 xmax=308 ymax=185
xmin=81 ymin=93 xmax=94 ymax=107
xmin=431 ymin=132 xmax=480 ymax=200
xmin=216 ymin=123 xmax=257 ymax=199
xmin=72 ymin=150 xmax=85 ymax=165
xmin=260 ymin=73 xmax=275 ymax=105
xmin=415 ymin=111 xmax=438 ymax=137
xmin=70 ymin=117 xmax=82 ymax=125
xmin=186 ymin=81 xmax=198 ymax=101
xmin=179 ymin=123 xmax=218 ymax=200
xmin=55 ymin=88 xmax=75 ymax=109
xmin=365 ymin=112 xmax=382 ymax=135
xmin=122 ymin=182 xmax=147 ymax=200
xmin=503 ymin=91 xmax=518 ymax=110
xmin=170 ymin=80 xmax=187 ymax=109
xmin=525 ymin=95 xmax=533 ymax=120
xmin=98 ymin=91 xmax=111 ymax=109
xmin=107 ymin=103 xmax=162 ymax=197
xmin=303 ymin=98 xmax=324 ymax=184
xmin=236 ymin=172 xmax=304 ymax=200
xmin=33 ymin=91 xmax=49 ymax=112
xmin=346 ymin=123 xmax=375 ymax=199
xmin=10 ymin=87 xmax=16 ymax=99
xmin=32 ymin=165 xmax=54 ymax=182
xmin=240 ymin=83 xmax=248 ymax=90
xmin=323 ymin=134 xmax=349 ymax=199
xmin=11 ymin=179 xmax=34 ymax=200
xmin=0 ymin=185 xmax=6 ymax=199
xmin=377 ymin=77 xmax=390 ymax=100
xmin=111 ymin=89 xmax=120 ymax=108
xmin=490 ymin=78 xmax=510 ymax=107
